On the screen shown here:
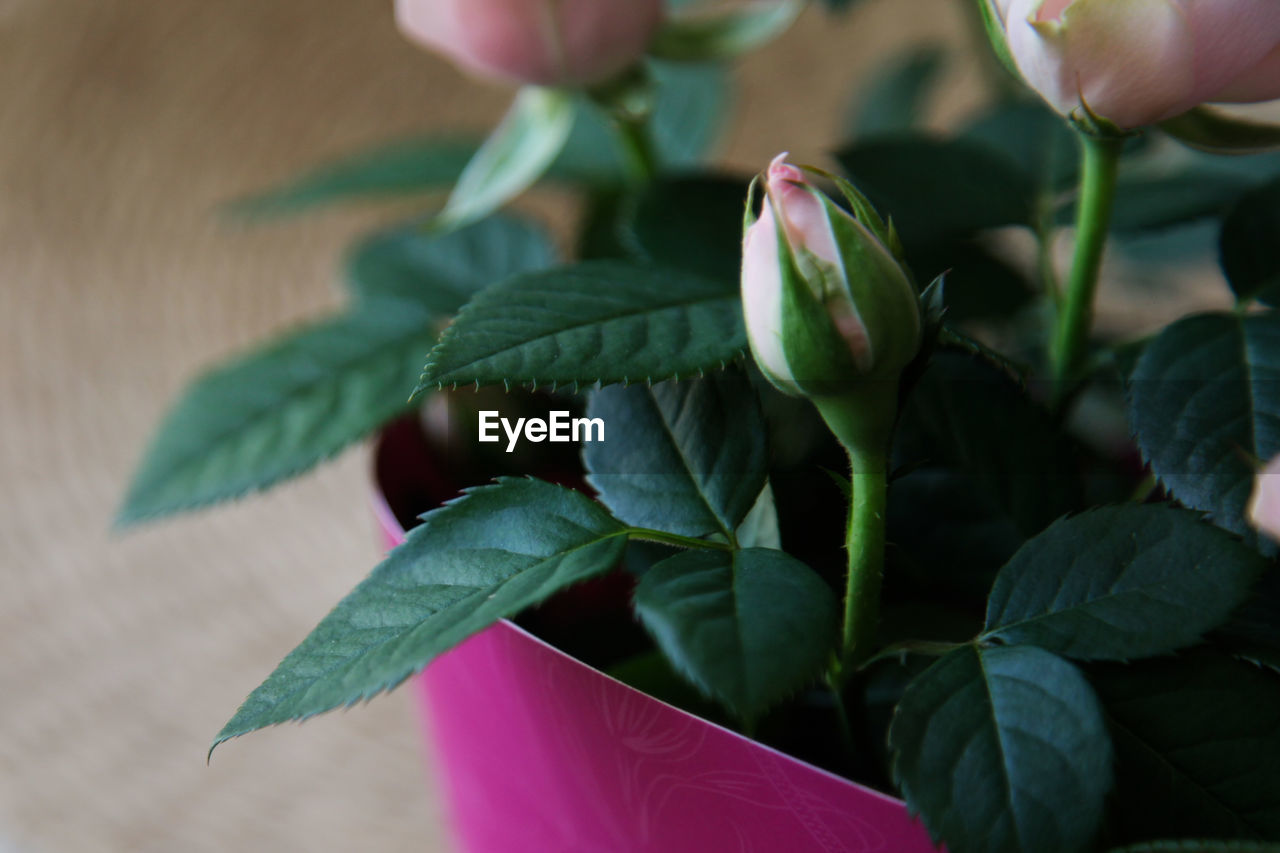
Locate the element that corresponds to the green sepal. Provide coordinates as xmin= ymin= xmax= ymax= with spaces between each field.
xmin=972 ymin=0 xmax=1019 ymax=78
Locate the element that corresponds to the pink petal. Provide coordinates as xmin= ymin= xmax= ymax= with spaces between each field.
xmin=1212 ymin=43 xmax=1280 ymax=104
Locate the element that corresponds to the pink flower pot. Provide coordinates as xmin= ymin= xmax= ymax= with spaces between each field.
xmin=372 ymin=420 xmax=943 ymax=853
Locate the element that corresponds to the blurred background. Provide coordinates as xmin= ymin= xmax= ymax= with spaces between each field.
xmin=0 ymin=0 xmax=1107 ymax=850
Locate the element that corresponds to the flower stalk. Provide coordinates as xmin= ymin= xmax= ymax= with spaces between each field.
xmin=1048 ymin=133 xmax=1124 ymax=401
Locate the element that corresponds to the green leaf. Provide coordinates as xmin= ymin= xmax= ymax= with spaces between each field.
xmin=983 ymin=505 xmax=1263 ymax=661
xmin=1105 ymin=170 xmax=1256 ymax=233
xmin=1215 ymin=572 xmax=1280 ymax=672
xmin=1128 ymin=312 xmax=1280 ymax=541
xmin=226 ymin=137 xmax=477 ymax=217
xmin=212 ymin=478 xmax=627 ymax=751
xmin=417 ymin=261 xmax=745 ymax=392
xmin=1162 ymin=107 xmax=1280 ymax=155
xmin=119 ymin=306 xmax=436 ymax=525
xmin=1092 ymin=650 xmax=1280 ymax=843
xmin=1221 ymin=177 xmax=1280 ymax=305
xmin=736 ymin=482 xmax=781 ymax=549
xmin=836 ymin=135 xmax=1037 ymax=246
xmin=847 ymin=46 xmax=946 ymax=139
xmin=345 ymin=214 xmax=555 ymax=310
xmin=551 ymin=61 xmax=729 ymax=183
xmin=633 ymin=547 xmax=837 ymax=719
xmin=890 ymin=644 xmax=1112 ymax=853
xmin=962 ymin=100 xmax=1080 ymax=191
xmin=649 ymin=0 xmax=802 ymax=62
xmin=896 ymin=348 xmax=1081 ymax=538
xmin=908 ymin=239 xmax=1034 ymax=323
xmin=583 ymin=374 xmax=767 ymax=539
xmin=436 ymin=87 xmax=575 ymax=229
xmin=621 ymin=175 xmax=747 ymax=284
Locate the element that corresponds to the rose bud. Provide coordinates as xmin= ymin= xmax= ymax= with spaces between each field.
xmin=996 ymin=0 xmax=1280 ymax=129
xmin=395 ymin=0 xmax=664 ymax=88
xmin=741 ymin=154 xmax=922 ymax=399
xmin=1249 ymin=455 xmax=1280 ymax=541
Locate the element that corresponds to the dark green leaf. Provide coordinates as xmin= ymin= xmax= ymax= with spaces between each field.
xmin=633 ymin=547 xmax=837 ymax=719
xmin=1105 ymin=171 xmax=1255 ymax=233
xmin=888 ymin=468 xmax=1033 ymax=603
xmin=962 ymin=100 xmax=1079 ymax=191
xmin=1162 ymin=107 xmax=1280 ymax=155
xmin=621 ymin=175 xmax=747 ymax=284
xmin=983 ymin=505 xmax=1264 ymax=660
xmin=1215 ymin=571 xmax=1280 ymax=672
xmin=847 ymin=46 xmax=946 ymax=139
xmin=890 ymin=644 xmax=1112 ymax=853
xmin=1221 ymin=177 xmax=1280 ymax=305
xmin=836 ymin=135 xmax=1036 ymax=246
xmin=417 ymin=261 xmax=745 ymax=392
xmin=119 ymin=306 xmax=435 ymax=525
xmin=436 ymin=88 xmax=575 ymax=229
xmin=226 ymin=137 xmax=476 ymax=217
xmin=896 ymin=348 xmax=1081 ymax=538
xmin=1092 ymin=650 xmax=1280 ymax=843
xmin=908 ymin=239 xmax=1034 ymax=323
xmin=1128 ymin=312 xmax=1280 ymax=541
xmin=584 ymin=373 xmax=767 ymax=539
xmin=213 ymin=478 xmax=627 ymax=751
xmin=345 ymin=214 xmax=555 ymax=310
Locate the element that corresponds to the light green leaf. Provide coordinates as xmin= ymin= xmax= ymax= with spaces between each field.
xmin=345 ymin=214 xmax=555 ymax=311
xmin=583 ymin=373 xmax=768 ymax=539
xmin=1162 ymin=107 xmax=1280 ymax=155
xmin=212 ymin=478 xmax=627 ymax=752
xmin=890 ymin=644 xmax=1112 ymax=853
xmin=436 ymin=87 xmax=575 ymax=229
xmin=118 ymin=306 xmax=436 ymax=525
xmin=736 ymin=483 xmax=781 ymax=549
xmin=649 ymin=1 xmax=803 ymax=62
xmin=226 ymin=137 xmax=476 ymax=217
xmin=983 ymin=505 xmax=1264 ymax=660
xmin=417 ymin=261 xmax=745 ymax=393
xmin=633 ymin=547 xmax=837 ymax=719
xmin=1128 ymin=312 xmax=1280 ymax=541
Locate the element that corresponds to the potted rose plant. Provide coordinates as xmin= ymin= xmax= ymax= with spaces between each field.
xmin=121 ymin=1 xmax=1280 ymax=851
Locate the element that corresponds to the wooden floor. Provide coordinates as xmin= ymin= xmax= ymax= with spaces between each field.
xmin=0 ymin=1 xmax=996 ymax=850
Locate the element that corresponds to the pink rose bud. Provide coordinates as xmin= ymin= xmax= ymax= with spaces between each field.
xmin=1249 ymin=455 xmax=1280 ymax=540
xmin=997 ymin=0 xmax=1280 ymax=129
xmin=741 ymin=154 xmax=921 ymax=396
xmin=395 ymin=0 xmax=665 ymax=88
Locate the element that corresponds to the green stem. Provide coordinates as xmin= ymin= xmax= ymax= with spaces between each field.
xmin=613 ymin=115 xmax=658 ymax=185
xmin=841 ymin=446 xmax=888 ymax=670
xmin=813 ymin=385 xmax=895 ymax=679
xmin=626 ymin=527 xmax=732 ymax=551
xmin=1049 ymin=134 xmax=1124 ymax=402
